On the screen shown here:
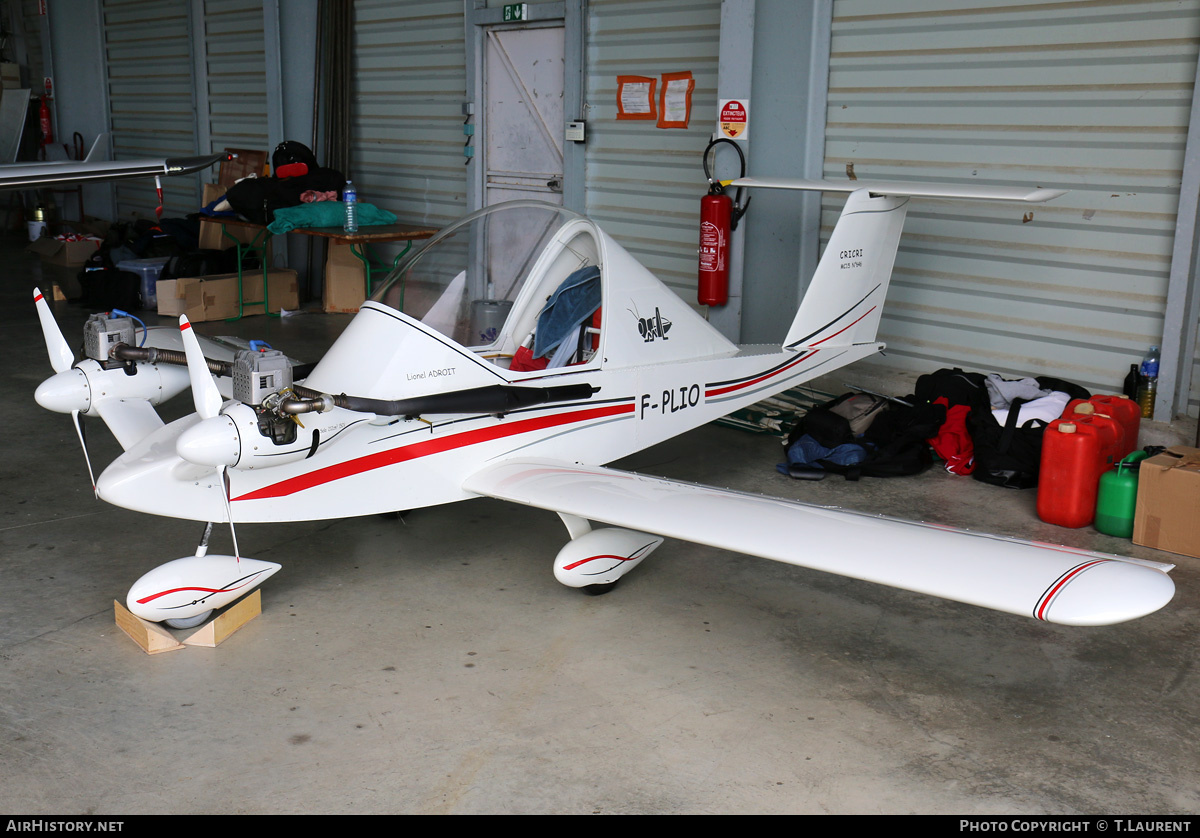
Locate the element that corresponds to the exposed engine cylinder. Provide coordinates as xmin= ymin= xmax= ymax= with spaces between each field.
xmin=83 ymin=313 xmax=134 ymax=362
xmin=233 ymin=348 xmax=293 ymax=406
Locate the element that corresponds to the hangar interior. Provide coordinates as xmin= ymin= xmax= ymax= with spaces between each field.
xmin=2 ymin=0 xmax=1199 ymax=816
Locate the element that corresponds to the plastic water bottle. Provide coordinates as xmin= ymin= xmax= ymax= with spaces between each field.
xmin=1137 ymin=344 xmax=1159 ymax=419
xmin=343 ymin=179 xmax=358 ymax=233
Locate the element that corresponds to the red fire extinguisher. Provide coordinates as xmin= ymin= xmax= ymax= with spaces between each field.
xmin=698 ymin=137 xmax=749 ymax=307
xmin=38 ymin=96 xmax=53 ymax=146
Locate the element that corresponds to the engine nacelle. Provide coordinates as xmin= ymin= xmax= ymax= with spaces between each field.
xmin=175 ymin=402 xmax=362 ymax=471
xmin=34 ymin=359 xmax=191 ymax=416
xmin=553 ymin=527 xmax=664 ymax=588
xmin=126 ymin=554 xmax=281 ymax=624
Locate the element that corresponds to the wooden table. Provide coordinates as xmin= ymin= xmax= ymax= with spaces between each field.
xmin=199 ymin=216 xmax=438 ymax=319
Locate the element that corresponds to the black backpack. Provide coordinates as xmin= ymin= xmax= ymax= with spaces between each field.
xmin=914 ymin=367 xmax=991 ymax=414
xmin=820 ymin=398 xmax=942 ymax=479
xmin=788 ymin=393 xmax=941 ymax=480
xmin=968 ymin=397 xmax=1048 ymax=489
xmin=968 ymin=378 xmax=1091 ymax=489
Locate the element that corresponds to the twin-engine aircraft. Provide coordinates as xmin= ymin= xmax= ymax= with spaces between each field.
xmin=33 ymin=181 xmax=1176 ymax=630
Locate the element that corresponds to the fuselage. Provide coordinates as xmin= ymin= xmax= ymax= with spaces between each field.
xmin=95 ymin=305 xmax=881 ymax=524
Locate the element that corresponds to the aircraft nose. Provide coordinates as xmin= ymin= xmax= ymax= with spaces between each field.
xmin=35 ymin=368 xmax=90 ymax=414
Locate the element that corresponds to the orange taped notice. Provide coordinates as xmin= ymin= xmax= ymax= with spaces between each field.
xmin=617 ymin=75 xmax=656 ymax=121
xmin=657 ymin=71 xmax=694 ymax=129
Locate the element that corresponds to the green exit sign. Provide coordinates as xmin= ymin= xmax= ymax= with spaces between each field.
xmin=503 ymin=3 xmax=528 ymax=21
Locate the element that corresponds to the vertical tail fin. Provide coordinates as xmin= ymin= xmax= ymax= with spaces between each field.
xmin=783 ymin=189 xmax=908 ymax=350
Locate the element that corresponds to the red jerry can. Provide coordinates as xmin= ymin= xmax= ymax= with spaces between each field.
xmin=1038 ymin=419 xmax=1103 ymax=528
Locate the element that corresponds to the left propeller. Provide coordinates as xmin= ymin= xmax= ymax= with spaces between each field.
xmin=32 ymin=288 xmax=97 ymax=494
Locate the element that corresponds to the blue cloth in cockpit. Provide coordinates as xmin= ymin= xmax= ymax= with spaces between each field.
xmin=532 ymin=265 xmax=601 ymax=358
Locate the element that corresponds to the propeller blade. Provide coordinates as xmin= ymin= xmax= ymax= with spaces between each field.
xmin=219 ymin=466 xmax=240 ymax=562
xmin=178 ymin=315 xmax=222 ymax=420
xmin=71 ymin=409 xmax=98 ymax=498
xmin=33 ymin=288 xmax=74 ymax=374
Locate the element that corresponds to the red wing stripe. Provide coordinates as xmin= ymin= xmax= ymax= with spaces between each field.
xmin=233 ymin=402 xmax=634 ymax=502
xmin=1035 ymin=560 xmax=1108 ymax=620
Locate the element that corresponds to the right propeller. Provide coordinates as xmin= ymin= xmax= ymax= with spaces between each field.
xmin=175 ymin=315 xmax=242 ymax=559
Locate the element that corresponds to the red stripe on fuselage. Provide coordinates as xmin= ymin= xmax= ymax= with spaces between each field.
xmin=705 ymin=352 xmax=814 ymax=398
xmin=810 ymin=307 xmax=876 ymax=346
xmin=232 ymin=402 xmax=635 ymax=502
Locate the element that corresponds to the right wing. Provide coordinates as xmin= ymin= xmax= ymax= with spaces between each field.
xmin=464 ymin=458 xmax=1175 ymax=627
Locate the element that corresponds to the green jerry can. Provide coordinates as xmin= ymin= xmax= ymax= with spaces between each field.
xmin=1094 ymin=450 xmax=1150 ymax=538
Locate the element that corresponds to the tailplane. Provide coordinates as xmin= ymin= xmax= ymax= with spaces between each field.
xmin=726 ymin=178 xmax=1066 ymax=351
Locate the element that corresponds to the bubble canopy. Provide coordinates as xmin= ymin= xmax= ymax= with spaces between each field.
xmin=369 ymin=201 xmax=596 ymax=352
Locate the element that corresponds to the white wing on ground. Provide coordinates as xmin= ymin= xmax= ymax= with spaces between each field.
xmin=464 ymin=458 xmax=1174 ymax=627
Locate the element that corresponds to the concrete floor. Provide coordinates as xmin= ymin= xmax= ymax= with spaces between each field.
xmin=2 ymin=243 xmax=1198 ymax=815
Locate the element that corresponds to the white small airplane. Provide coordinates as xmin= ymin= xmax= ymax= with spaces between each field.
xmin=32 ymin=180 xmax=1177 ymax=630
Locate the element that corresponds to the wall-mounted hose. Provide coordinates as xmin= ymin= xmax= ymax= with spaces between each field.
xmin=702 ymin=137 xmax=750 ymax=230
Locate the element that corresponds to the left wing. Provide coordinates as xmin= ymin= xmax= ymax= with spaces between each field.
xmin=0 ymin=151 xmax=229 ymax=190
xmin=464 ymin=458 xmax=1174 ymax=627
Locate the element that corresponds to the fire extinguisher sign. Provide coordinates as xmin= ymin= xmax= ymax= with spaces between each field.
xmin=717 ymin=99 xmax=749 ymax=140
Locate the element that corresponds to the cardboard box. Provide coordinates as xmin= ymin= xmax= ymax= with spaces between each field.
xmin=0 ymin=63 xmax=20 ymax=89
xmin=60 ymin=216 xmax=112 ymax=240
xmin=157 ymin=269 xmax=299 ymax=322
xmin=1133 ymin=446 xmax=1200 ymax=559
xmin=198 ymin=183 xmax=272 ymax=259
xmin=28 ymin=235 xmax=102 ymax=267
xmin=324 ymin=241 xmax=367 ymax=313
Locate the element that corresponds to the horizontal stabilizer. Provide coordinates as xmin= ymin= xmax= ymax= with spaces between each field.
xmin=728 ymin=177 xmax=1065 ymax=203
xmin=465 ymin=459 xmax=1174 ymax=626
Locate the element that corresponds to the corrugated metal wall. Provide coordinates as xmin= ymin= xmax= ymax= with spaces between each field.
xmin=344 ymin=0 xmax=721 ymax=295
xmin=19 ymin=0 xmax=43 ymax=85
xmin=101 ymin=0 xmax=199 ymax=219
xmin=201 ymin=0 xmax=269 ymax=155
xmin=824 ymin=0 xmax=1200 ymax=399
xmin=584 ymin=0 xmax=721 ymax=300
xmin=351 ymin=0 xmax=469 ymax=235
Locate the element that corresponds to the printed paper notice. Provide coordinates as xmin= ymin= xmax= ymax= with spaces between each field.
xmin=657 ymin=71 xmax=694 ymax=129
xmin=617 ymin=76 xmax=657 ymax=120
